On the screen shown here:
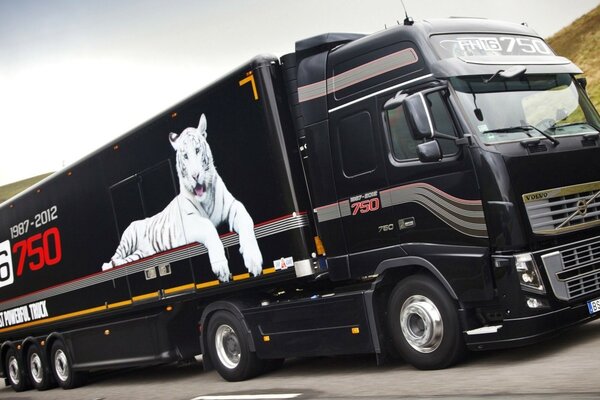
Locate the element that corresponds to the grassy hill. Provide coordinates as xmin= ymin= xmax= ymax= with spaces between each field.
xmin=0 ymin=173 xmax=53 ymax=203
xmin=547 ymin=5 xmax=600 ymax=110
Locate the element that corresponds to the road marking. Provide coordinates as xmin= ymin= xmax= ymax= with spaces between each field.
xmin=190 ymin=394 xmax=302 ymax=400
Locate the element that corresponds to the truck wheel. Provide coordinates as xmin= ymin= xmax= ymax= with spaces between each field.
xmin=387 ymin=275 xmax=465 ymax=370
xmin=207 ymin=311 xmax=265 ymax=381
xmin=27 ymin=344 xmax=55 ymax=390
xmin=50 ymin=340 xmax=87 ymax=389
xmin=5 ymin=347 xmax=31 ymax=392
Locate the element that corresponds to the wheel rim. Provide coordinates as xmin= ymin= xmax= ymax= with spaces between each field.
xmin=215 ymin=324 xmax=241 ymax=369
xmin=400 ymin=294 xmax=444 ymax=353
xmin=54 ymin=349 xmax=69 ymax=382
xmin=8 ymin=356 xmax=20 ymax=385
xmin=29 ymin=352 xmax=44 ymax=384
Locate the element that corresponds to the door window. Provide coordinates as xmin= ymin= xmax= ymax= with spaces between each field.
xmin=385 ymin=91 xmax=458 ymax=161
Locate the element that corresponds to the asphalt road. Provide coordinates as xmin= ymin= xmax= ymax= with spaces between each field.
xmin=2 ymin=319 xmax=599 ymax=400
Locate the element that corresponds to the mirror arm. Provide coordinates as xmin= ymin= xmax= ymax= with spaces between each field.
xmin=431 ymin=131 xmax=470 ymax=145
xmin=454 ymin=136 xmax=471 ymax=145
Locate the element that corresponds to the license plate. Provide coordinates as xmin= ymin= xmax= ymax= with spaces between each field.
xmin=588 ymin=298 xmax=600 ymax=314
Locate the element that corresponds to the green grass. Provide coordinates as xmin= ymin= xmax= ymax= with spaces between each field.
xmin=547 ymin=5 xmax=600 ymax=111
xmin=0 ymin=173 xmax=53 ymax=203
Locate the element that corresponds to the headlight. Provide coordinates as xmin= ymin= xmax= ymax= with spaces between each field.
xmin=515 ymin=253 xmax=545 ymax=294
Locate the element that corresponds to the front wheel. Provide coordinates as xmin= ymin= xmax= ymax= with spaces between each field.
xmin=387 ymin=275 xmax=465 ymax=370
xmin=206 ymin=311 xmax=265 ymax=381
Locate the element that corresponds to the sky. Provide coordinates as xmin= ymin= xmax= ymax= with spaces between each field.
xmin=1 ymin=0 xmax=599 ymax=185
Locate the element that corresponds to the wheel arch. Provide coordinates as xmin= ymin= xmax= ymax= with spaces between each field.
xmin=45 ymin=332 xmax=67 ymax=361
xmin=374 ymin=256 xmax=459 ymax=300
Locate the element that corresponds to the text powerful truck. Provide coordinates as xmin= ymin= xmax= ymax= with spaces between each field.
xmin=2 ymin=18 xmax=600 ymax=391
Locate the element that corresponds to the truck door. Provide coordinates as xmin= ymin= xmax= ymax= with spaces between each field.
xmin=110 ymin=160 xmax=196 ymax=303
xmin=328 ymin=97 xmax=399 ymax=279
xmin=379 ymin=87 xmax=487 ymax=245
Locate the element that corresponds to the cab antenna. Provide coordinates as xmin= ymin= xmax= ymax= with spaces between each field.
xmin=401 ymin=0 xmax=414 ymax=25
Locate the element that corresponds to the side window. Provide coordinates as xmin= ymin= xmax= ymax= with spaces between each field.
xmin=338 ymin=111 xmax=376 ymax=177
xmin=385 ymin=90 xmax=458 ymax=161
xmin=386 ymin=105 xmax=419 ymax=160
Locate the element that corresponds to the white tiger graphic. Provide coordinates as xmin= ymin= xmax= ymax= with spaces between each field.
xmin=101 ymin=114 xmax=263 ymax=282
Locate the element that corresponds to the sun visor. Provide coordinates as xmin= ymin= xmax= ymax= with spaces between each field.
xmin=429 ymin=33 xmax=583 ymax=77
xmin=431 ymin=56 xmax=583 ymax=78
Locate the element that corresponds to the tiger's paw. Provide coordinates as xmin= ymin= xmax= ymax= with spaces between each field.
xmin=240 ymin=237 xmax=263 ymax=277
xmin=101 ymin=261 xmax=114 ymax=271
xmin=211 ymin=259 xmax=231 ymax=282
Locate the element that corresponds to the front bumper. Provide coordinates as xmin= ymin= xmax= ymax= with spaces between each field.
xmin=465 ymin=299 xmax=599 ymax=351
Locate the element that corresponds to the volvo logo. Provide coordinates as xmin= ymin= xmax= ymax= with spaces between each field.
xmin=524 ymin=192 xmax=548 ymax=202
xmin=557 ymin=190 xmax=600 ymax=229
xmin=576 ymin=199 xmax=589 ymax=216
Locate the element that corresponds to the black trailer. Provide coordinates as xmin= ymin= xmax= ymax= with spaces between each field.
xmin=2 ymin=18 xmax=600 ymax=392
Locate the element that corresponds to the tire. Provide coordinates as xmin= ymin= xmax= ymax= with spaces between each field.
xmin=27 ymin=343 xmax=55 ymax=390
xmin=387 ymin=275 xmax=465 ymax=370
xmin=206 ymin=311 xmax=265 ymax=381
xmin=4 ymin=347 xmax=31 ymax=392
xmin=50 ymin=340 xmax=87 ymax=389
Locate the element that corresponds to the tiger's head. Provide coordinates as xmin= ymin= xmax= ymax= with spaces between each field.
xmin=169 ymin=114 xmax=216 ymax=202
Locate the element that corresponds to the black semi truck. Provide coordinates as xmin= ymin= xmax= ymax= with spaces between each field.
xmin=2 ymin=18 xmax=600 ymax=391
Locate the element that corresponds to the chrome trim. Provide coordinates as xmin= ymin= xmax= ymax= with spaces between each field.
xmin=465 ymin=325 xmax=502 ymax=335
xmin=328 ymin=74 xmax=434 ymax=113
xmin=523 ymin=181 xmax=600 ymax=235
xmin=539 ymin=238 xmax=600 ymax=301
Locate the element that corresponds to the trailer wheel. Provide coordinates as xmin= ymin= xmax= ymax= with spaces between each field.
xmin=207 ymin=311 xmax=265 ymax=381
xmin=5 ymin=347 xmax=31 ymax=392
xmin=387 ymin=275 xmax=465 ymax=370
xmin=26 ymin=344 xmax=55 ymax=390
xmin=50 ymin=340 xmax=87 ymax=389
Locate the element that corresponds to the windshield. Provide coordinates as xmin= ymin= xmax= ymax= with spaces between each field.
xmin=451 ymin=74 xmax=600 ymax=144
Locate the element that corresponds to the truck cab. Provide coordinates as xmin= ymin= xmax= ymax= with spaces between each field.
xmin=283 ymin=18 xmax=600 ymax=365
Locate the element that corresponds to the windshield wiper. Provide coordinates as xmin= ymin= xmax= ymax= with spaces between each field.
xmin=548 ymin=121 xmax=585 ymax=130
xmin=482 ymin=125 xmax=560 ymax=146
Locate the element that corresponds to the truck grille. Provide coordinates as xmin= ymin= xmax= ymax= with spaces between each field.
xmin=540 ymin=237 xmax=600 ymax=301
xmin=523 ymin=181 xmax=600 ymax=235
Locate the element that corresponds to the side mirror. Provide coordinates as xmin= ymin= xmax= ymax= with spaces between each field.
xmin=404 ymin=93 xmax=434 ymax=140
xmin=417 ymin=140 xmax=443 ymax=163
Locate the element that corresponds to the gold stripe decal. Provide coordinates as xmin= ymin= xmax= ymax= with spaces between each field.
xmin=0 ymin=304 xmax=107 ymax=334
xmin=0 ymin=264 xmax=284 ymax=333
xmin=196 ymin=280 xmax=220 ymax=289
xmin=132 ymin=291 xmax=160 ymax=302
xmin=233 ymin=273 xmax=250 ymax=281
xmin=163 ymin=283 xmax=195 ymax=295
